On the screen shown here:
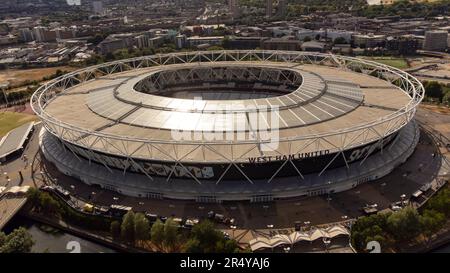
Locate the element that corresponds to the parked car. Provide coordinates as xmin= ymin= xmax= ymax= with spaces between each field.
xmin=109 ymin=204 xmax=132 ymax=218
xmin=390 ymin=204 xmax=402 ymax=211
xmin=207 ymin=211 xmax=215 ymax=219
xmin=214 ymin=213 xmax=225 ymax=222
xmin=145 ymin=213 xmax=158 ymax=223
xmin=184 ymin=218 xmax=199 ymax=229
xmin=222 ymin=231 xmax=230 ymax=240
xmin=173 ymin=217 xmax=184 ymax=226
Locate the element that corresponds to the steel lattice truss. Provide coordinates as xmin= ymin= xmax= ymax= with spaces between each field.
xmin=31 ymin=50 xmax=424 ymax=185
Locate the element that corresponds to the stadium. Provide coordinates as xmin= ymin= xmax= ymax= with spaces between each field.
xmin=31 ymin=50 xmax=424 ymax=202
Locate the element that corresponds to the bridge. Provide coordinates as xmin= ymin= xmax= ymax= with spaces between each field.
xmin=0 ymin=195 xmax=27 ymax=230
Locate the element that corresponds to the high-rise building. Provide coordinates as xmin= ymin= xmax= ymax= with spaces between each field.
xmin=33 ymin=26 xmax=56 ymax=42
xmin=18 ymin=28 xmax=34 ymax=42
xmin=176 ymin=34 xmax=187 ymax=49
xmin=135 ymin=34 xmax=149 ymax=49
xmin=55 ymin=27 xmax=76 ymax=40
xmin=277 ymin=0 xmax=287 ymax=17
xmin=266 ymin=0 xmax=273 ymax=17
xmin=92 ymin=1 xmax=104 ymax=15
xmin=423 ymin=30 xmax=448 ymax=52
xmin=228 ymin=0 xmax=239 ymax=18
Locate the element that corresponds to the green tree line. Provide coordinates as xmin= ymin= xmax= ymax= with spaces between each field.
xmin=111 ymin=210 xmax=244 ymax=253
xmin=351 ymin=187 xmax=450 ymax=252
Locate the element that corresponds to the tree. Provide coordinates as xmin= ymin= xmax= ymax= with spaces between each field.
xmin=88 ymin=34 xmax=106 ymax=45
xmin=425 ymin=188 xmax=450 ymax=216
xmin=387 ymin=206 xmax=422 ymax=241
xmin=110 ymin=221 xmax=121 ymax=240
xmin=0 ymin=227 xmax=34 ymax=253
xmin=150 ymin=218 xmax=181 ymax=252
xmin=185 ymin=220 xmax=240 ymax=253
xmin=183 ymin=238 xmax=201 ymax=253
xmin=26 ymin=187 xmax=41 ymax=208
xmin=420 ymin=209 xmax=446 ymax=244
xmin=121 ymin=211 xmax=135 ymax=244
xmin=190 ymin=220 xmax=222 ymax=252
xmin=134 ymin=213 xmax=150 ymax=242
xmin=333 ymin=37 xmax=347 ymax=45
xmin=163 ymin=218 xmax=179 ymax=252
xmin=39 ymin=192 xmax=60 ymax=215
xmin=0 ymin=232 xmax=6 ymax=247
xmin=216 ymin=238 xmax=240 ymax=253
xmin=150 ymin=219 xmax=165 ymax=251
xmin=442 ymin=91 xmax=450 ymax=106
xmin=424 ymin=81 xmax=444 ymax=102
xmin=351 ymin=213 xmax=390 ymax=252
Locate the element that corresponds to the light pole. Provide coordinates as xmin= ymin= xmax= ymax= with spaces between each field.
xmin=326 ymin=181 xmax=332 ymax=208
xmin=90 ymin=191 xmax=96 ymax=203
xmin=380 ymin=182 xmax=386 ymax=195
xmin=323 ymin=237 xmax=331 ymax=253
xmin=230 ymin=225 xmax=237 ymax=240
xmin=263 ymin=205 xmax=269 ymax=217
xmin=0 ymin=83 xmax=9 ymax=107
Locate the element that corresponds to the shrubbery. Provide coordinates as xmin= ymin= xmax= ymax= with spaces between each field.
xmin=110 ymin=211 xmax=243 ymax=253
xmin=27 ymin=188 xmax=111 ymax=231
xmin=0 ymin=227 xmax=34 ymax=253
xmin=351 ymin=186 xmax=450 ymax=252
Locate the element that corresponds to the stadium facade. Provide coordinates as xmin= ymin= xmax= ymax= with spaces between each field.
xmin=32 ymin=51 xmax=424 ymax=202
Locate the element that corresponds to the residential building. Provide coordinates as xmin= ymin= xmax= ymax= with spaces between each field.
xmin=423 ymin=30 xmax=448 ymax=52
xmin=352 ymin=33 xmax=386 ymax=48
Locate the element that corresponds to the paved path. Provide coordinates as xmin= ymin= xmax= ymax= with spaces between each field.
xmin=0 ymin=123 xmax=42 ymax=230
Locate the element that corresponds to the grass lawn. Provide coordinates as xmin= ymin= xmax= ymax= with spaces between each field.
xmin=363 ymin=57 xmax=409 ymax=70
xmin=0 ymin=66 xmax=76 ymax=86
xmin=0 ymin=111 xmax=38 ymax=137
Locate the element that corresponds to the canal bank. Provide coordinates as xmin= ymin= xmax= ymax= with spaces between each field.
xmin=19 ymin=211 xmax=150 ymax=253
xmin=432 ymin=242 xmax=450 ymax=253
xmin=3 ymin=215 xmax=117 ymax=253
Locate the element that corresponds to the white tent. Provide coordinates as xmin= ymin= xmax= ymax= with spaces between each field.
xmin=249 ymin=225 xmax=351 ymax=252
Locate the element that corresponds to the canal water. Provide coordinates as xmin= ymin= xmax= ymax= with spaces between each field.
xmin=3 ymin=215 xmax=116 ymax=253
xmin=432 ymin=243 xmax=450 ymax=253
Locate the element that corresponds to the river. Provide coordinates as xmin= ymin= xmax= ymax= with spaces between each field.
xmin=3 ymin=215 xmax=116 ymax=253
